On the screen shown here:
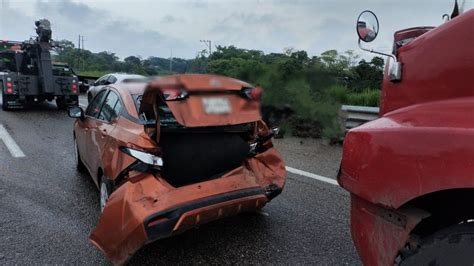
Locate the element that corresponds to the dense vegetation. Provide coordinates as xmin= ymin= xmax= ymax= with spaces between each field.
xmin=53 ymin=40 xmax=384 ymax=141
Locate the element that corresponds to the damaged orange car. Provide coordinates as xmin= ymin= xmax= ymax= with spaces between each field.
xmin=67 ymin=74 xmax=286 ymax=264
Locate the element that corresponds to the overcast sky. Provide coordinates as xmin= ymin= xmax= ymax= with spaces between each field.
xmin=0 ymin=0 xmax=471 ymax=59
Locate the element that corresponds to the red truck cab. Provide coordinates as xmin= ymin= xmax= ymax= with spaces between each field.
xmin=340 ymin=7 xmax=474 ymax=265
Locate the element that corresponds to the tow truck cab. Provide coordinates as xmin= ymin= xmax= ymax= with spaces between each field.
xmin=0 ymin=20 xmax=80 ymax=111
xmin=339 ymin=7 xmax=474 ymax=265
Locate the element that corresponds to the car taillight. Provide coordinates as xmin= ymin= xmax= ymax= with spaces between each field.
xmin=241 ymin=87 xmax=262 ymax=101
xmin=161 ymin=88 xmax=188 ymax=101
xmin=6 ymin=82 xmax=13 ymax=94
xmin=71 ymin=84 xmax=78 ymax=94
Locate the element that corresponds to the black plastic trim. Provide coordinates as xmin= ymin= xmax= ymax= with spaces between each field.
xmin=144 ymin=187 xmax=265 ymax=241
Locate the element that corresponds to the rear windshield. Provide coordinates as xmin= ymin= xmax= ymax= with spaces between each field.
xmin=132 ymin=93 xmax=178 ymax=126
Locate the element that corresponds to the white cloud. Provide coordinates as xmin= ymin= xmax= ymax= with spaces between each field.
xmin=0 ymin=0 xmax=468 ymax=59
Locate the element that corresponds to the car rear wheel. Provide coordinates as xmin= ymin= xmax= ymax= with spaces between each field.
xmin=74 ymin=137 xmax=86 ymax=173
xmin=100 ymin=177 xmax=112 ymax=213
xmin=399 ymin=222 xmax=474 ymax=265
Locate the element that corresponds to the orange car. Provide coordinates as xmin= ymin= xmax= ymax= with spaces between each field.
xmin=68 ymin=74 xmax=286 ymax=264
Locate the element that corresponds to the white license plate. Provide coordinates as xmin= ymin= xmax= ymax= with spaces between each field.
xmin=202 ymin=97 xmax=231 ymax=114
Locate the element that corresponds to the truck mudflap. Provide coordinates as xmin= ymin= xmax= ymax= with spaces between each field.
xmin=89 ymin=148 xmax=286 ymax=264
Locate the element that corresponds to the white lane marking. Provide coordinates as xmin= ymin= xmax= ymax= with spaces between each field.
xmin=286 ymin=166 xmax=339 ymax=186
xmin=0 ymin=124 xmax=26 ymax=158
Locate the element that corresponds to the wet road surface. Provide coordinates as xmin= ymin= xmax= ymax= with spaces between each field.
xmin=0 ymin=97 xmax=359 ymax=264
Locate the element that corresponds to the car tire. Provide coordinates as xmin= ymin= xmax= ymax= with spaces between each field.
xmin=399 ymin=222 xmax=474 ymax=265
xmin=74 ymin=137 xmax=86 ymax=173
xmin=99 ymin=176 xmax=113 ymax=213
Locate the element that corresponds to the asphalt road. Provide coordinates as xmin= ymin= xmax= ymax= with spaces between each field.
xmin=0 ymin=96 xmax=360 ymax=264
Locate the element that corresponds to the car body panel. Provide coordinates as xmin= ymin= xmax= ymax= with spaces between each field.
xmin=141 ymin=74 xmax=261 ymax=127
xmin=90 ymin=147 xmax=285 ymax=264
xmin=73 ymin=74 xmax=286 ymax=263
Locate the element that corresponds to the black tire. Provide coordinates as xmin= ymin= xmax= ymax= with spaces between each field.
xmin=2 ymin=94 xmax=10 ymax=111
xmin=400 ymin=222 xmax=474 ymax=265
xmin=56 ymin=97 xmax=67 ymax=110
xmin=99 ymin=176 xmax=113 ymax=212
xmin=74 ymin=137 xmax=87 ymax=173
xmin=68 ymin=95 xmax=79 ymax=107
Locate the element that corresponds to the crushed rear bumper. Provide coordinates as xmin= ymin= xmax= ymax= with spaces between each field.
xmin=89 ymin=147 xmax=286 ymax=264
xmin=144 ymin=187 xmax=268 ymax=241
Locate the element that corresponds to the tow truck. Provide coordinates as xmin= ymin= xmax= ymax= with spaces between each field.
xmin=0 ymin=19 xmax=79 ymax=110
xmin=339 ymin=2 xmax=474 ymax=265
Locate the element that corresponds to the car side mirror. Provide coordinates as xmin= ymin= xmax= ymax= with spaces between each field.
xmin=68 ymin=106 xmax=85 ymax=120
xmin=357 ymin=10 xmax=379 ymax=42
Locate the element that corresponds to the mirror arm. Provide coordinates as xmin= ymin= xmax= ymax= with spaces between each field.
xmin=358 ymin=39 xmax=397 ymax=62
xmin=358 ymin=39 xmax=402 ymax=82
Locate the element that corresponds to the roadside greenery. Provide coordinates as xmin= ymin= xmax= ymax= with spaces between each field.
xmin=52 ymin=40 xmax=383 ymax=141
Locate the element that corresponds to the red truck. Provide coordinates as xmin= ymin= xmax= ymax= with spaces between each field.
xmin=339 ymin=5 xmax=474 ymax=265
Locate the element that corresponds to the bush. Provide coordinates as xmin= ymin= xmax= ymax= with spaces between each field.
xmin=328 ymin=84 xmax=348 ymax=103
xmin=346 ymin=89 xmax=380 ymax=107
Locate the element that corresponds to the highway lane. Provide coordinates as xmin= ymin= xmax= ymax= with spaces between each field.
xmin=0 ymin=98 xmax=359 ymax=264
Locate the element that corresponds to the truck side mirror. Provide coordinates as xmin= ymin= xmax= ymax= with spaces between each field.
xmin=357 ymin=11 xmax=379 ymax=42
xmin=356 ymin=10 xmax=401 ymax=82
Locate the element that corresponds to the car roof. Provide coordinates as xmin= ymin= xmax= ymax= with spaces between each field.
xmin=112 ymin=81 xmax=148 ymax=96
xmin=109 ymin=73 xmax=146 ymax=81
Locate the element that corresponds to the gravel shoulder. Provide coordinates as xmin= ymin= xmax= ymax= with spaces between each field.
xmin=273 ymin=137 xmax=342 ymax=179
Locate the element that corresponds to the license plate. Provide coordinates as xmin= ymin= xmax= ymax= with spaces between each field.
xmin=202 ymin=97 xmax=231 ymax=114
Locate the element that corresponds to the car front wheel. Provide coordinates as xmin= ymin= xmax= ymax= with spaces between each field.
xmin=100 ymin=177 xmax=112 ymax=213
xmin=74 ymin=137 xmax=86 ymax=173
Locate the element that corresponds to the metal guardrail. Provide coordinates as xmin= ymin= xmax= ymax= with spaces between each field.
xmin=341 ymin=105 xmax=379 ymax=130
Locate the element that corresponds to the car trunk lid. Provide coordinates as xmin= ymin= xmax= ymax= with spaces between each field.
xmin=139 ymin=74 xmax=262 ymax=127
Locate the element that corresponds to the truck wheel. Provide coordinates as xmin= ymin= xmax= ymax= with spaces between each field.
xmin=68 ymin=95 xmax=79 ymax=107
xmin=99 ymin=176 xmax=113 ymax=213
xmin=400 ymin=222 xmax=474 ymax=265
xmin=74 ymin=137 xmax=86 ymax=173
xmin=56 ymin=97 xmax=67 ymax=110
xmin=2 ymin=94 xmax=10 ymax=111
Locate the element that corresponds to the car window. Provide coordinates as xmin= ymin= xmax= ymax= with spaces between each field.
xmin=132 ymin=94 xmax=142 ymax=111
xmin=98 ymin=91 xmax=121 ymax=122
xmin=97 ymin=75 xmax=109 ymax=86
xmin=86 ymin=90 xmax=107 ymax=118
xmin=112 ymin=100 xmax=123 ymax=121
xmin=107 ymin=75 xmax=117 ymax=84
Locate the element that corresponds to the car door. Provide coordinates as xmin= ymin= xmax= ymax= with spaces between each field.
xmin=78 ymin=89 xmax=108 ymax=178
xmin=92 ymin=89 xmax=123 ymax=181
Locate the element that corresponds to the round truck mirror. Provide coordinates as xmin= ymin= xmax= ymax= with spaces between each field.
xmin=357 ymin=10 xmax=379 ymax=42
